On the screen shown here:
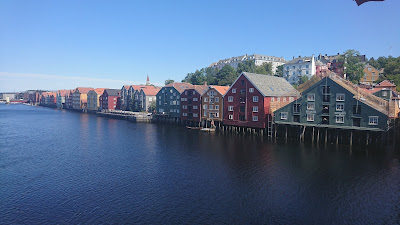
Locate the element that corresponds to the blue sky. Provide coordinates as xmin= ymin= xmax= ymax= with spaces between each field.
xmin=0 ymin=0 xmax=399 ymax=92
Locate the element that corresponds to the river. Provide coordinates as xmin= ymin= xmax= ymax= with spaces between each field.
xmin=1 ymin=104 xmax=399 ymax=224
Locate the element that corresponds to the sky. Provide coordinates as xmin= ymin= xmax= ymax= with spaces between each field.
xmin=0 ymin=0 xmax=399 ymax=92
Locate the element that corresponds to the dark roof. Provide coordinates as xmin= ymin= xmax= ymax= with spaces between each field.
xmin=243 ymin=72 xmax=300 ymax=97
xmin=105 ymin=89 xmax=120 ymax=96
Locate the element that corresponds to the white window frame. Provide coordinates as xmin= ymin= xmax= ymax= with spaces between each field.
xmin=232 ymin=88 xmax=236 ymax=93
xmin=229 ymin=114 xmax=233 ymax=120
xmin=336 ymin=116 xmax=344 ymax=123
xmin=193 ymin=98 xmax=198 ymax=102
xmin=336 ymin=93 xmax=345 ymax=101
xmin=203 ymin=104 xmax=207 ymax=109
xmin=193 ymin=105 xmax=198 ymax=110
xmin=215 ymin=97 xmax=219 ymax=103
xmin=183 ymin=113 xmax=187 ymax=116
xmin=215 ymin=105 xmax=219 ymax=110
xmin=228 ymin=96 xmax=233 ymax=102
xmin=252 ymin=116 xmax=258 ymax=121
xmin=307 ymin=103 xmax=315 ymax=110
xmin=193 ymin=113 xmax=198 ymax=118
xmin=228 ymin=106 xmax=233 ymax=111
xmin=281 ymin=112 xmax=288 ymax=120
xmin=336 ymin=103 xmax=344 ymax=111
xmin=249 ymin=88 xmax=254 ymax=93
xmin=307 ymin=114 xmax=314 ymax=122
xmin=369 ymin=116 xmax=378 ymax=125
xmin=204 ymin=97 xmax=208 ymax=102
xmin=253 ymin=96 xmax=259 ymax=102
xmin=183 ymin=105 xmax=187 ymax=109
xmin=307 ymin=93 xmax=315 ymax=101
xmin=253 ymin=106 xmax=258 ymax=112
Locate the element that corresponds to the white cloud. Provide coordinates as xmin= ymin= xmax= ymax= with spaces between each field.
xmin=0 ymin=72 xmax=142 ymax=92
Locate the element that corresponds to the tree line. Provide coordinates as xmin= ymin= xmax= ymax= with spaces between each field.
xmin=176 ymin=61 xmax=274 ymax=86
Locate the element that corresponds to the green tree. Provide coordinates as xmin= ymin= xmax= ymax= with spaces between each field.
xmin=216 ymin=65 xmax=238 ymax=86
xmin=378 ymin=56 xmax=400 ymax=91
xmin=276 ymin=65 xmax=284 ymax=77
xmin=237 ymin=60 xmax=256 ymax=74
xmin=340 ymin=49 xmax=364 ymax=83
xmin=299 ymin=75 xmax=309 ymax=85
xmin=182 ymin=69 xmax=206 ymax=85
xmin=148 ymin=101 xmax=156 ymax=113
xmin=368 ymin=57 xmax=380 ymax=69
xmin=165 ymin=79 xmax=174 ymax=85
xmin=205 ymin=67 xmax=218 ymax=85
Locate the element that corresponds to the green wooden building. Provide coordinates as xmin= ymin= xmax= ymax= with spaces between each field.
xmin=274 ymin=75 xmax=390 ymax=132
xmin=156 ymin=82 xmax=193 ymax=119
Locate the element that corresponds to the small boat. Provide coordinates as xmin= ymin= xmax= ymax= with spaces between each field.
xmin=186 ymin=126 xmax=202 ymax=130
xmin=200 ymin=128 xmax=216 ymax=132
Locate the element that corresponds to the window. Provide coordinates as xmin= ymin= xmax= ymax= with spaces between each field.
xmin=193 ymin=98 xmax=198 ymax=102
xmin=215 ymin=112 xmax=219 ymax=117
xmin=183 ymin=113 xmax=187 ymax=116
xmin=306 ymin=65 xmax=309 ymax=69
xmin=289 ymin=97 xmax=294 ymax=102
xmin=193 ymin=113 xmax=198 ymax=117
xmin=204 ymin=97 xmax=208 ymax=102
xmin=193 ymin=105 xmax=198 ymax=109
xmin=185 ymin=91 xmax=187 ymax=95
xmin=228 ymin=96 xmax=233 ymax=102
xmin=253 ymin=116 xmax=258 ymax=121
xmin=281 ymin=112 xmax=288 ymax=120
xmin=170 ymin=96 xmax=173 ymax=99
xmin=307 ymin=114 xmax=314 ymax=122
xmin=382 ymin=91 xmax=387 ymax=97
xmin=209 ymin=105 xmax=213 ymax=110
xmin=232 ymin=88 xmax=236 ymax=93
xmin=159 ymin=96 xmax=161 ymax=99
xmin=293 ymin=104 xmax=300 ymax=113
xmin=336 ymin=93 xmax=345 ymax=101
xmin=369 ymin=116 xmax=378 ymax=125
xmin=271 ymin=97 xmax=274 ymax=102
xmin=322 ymin=85 xmax=330 ymax=94
xmin=228 ymin=106 xmax=234 ymax=111
xmin=253 ymin=106 xmax=258 ymax=112
xmin=307 ymin=103 xmax=315 ymax=110
xmin=170 ymin=89 xmax=173 ymax=93
xmin=204 ymin=111 xmax=207 ymax=116
xmin=229 ymin=114 xmax=233 ymax=120
xmin=368 ymin=67 xmax=371 ymax=71
xmin=173 ymin=93 xmax=176 ymax=96
xmin=336 ymin=116 xmax=344 ymax=123
xmin=253 ymin=96 xmax=258 ymax=102
xmin=203 ymin=104 xmax=207 ymax=109
xmin=215 ymin=105 xmax=219 ymax=110
xmin=215 ymin=97 xmax=219 ymax=102
xmin=306 ymin=71 xmax=309 ymax=75
xmin=183 ymin=105 xmax=187 ymax=109
xmin=181 ymin=98 xmax=186 ymax=102
xmin=193 ymin=91 xmax=195 ymax=95
xmin=307 ymin=93 xmax=315 ymax=101
xmin=249 ymin=88 xmax=254 ymax=93
xmin=241 ymin=80 xmax=245 ymax=86
xmin=336 ymin=103 xmax=344 ymax=111
xmin=177 ymin=109 xmax=179 ymax=113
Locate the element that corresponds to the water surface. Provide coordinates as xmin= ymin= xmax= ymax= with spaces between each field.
xmin=1 ymin=104 xmax=399 ymax=224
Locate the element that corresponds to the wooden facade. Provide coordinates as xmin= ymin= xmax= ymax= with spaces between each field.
xmin=223 ymin=72 xmax=299 ymax=129
xmin=156 ymin=82 xmax=193 ymax=119
xmin=180 ymin=85 xmax=208 ymax=124
xmin=201 ymin=85 xmax=229 ymax=124
xmin=274 ymin=75 xmax=390 ymax=131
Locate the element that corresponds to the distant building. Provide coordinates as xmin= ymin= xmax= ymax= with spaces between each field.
xmin=180 ymin=85 xmax=209 ymax=125
xmin=72 ymin=87 xmax=94 ymax=110
xmin=87 ymin=88 xmax=106 ymax=111
xmin=283 ymin=55 xmax=316 ymax=84
xmin=201 ymin=85 xmax=229 ymax=127
xmin=361 ymin=64 xmax=382 ymax=83
xmin=100 ymin=89 xmax=120 ymax=110
xmin=56 ymin=90 xmax=70 ymax=108
xmin=156 ymin=82 xmax=193 ymax=120
xmin=317 ymin=53 xmax=367 ymax=77
xmin=138 ymin=86 xmax=160 ymax=112
xmin=209 ymin=54 xmax=286 ymax=74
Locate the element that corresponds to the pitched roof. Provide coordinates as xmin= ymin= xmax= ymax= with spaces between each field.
xmin=123 ymin=85 xmax=131 ymax=90
xmin=75 ymin=87 xmax=94 ymax=94
xmin=93 ymin=88 xmax=106 ymax=95
xmin=210 ymin=85 xmax=229 ymax=95
xmin=141 ymin=86 xmax=160 ymax=96
xmin=377 ymin=80 xmax=396 ymax=87
xmin=165 ymin=82 xmax=194 ymax=93
xmin=286 ymin=56 xmax=313 ymax=64
xmin=105 ymin=89 xmax=120 ymax=96
xmin=242 ymin=72 xmax=300 ymax=97
xmin=193 ymin=85 xmax=209 ymax=95
xmin=57 ymin=89 xmax=70 ymax=97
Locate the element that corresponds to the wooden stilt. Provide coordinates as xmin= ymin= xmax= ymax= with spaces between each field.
xmin=350 ymin=130 xmax=353 ymax=147
xmin=285 ymin=126 xmax=288 ymax=142
xmin=336 ymin=129 xmax=339 ymax=145
xmin=312 ymin=127 xmax=315 ymax=143
xmin=317 ymin=128 xmax=320 ymax=144
xmin=325 ymin=128 xmax=328 ymax=145
xmin=366 ymin=132 xmax=369 ymax=145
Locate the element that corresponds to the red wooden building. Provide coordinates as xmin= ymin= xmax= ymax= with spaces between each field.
xmin=223 ymin=72 xmax=300 ymax=130
xmin=100 ymin=89 xmax=120 ymax=110
xmin=180 ymin=85 xmax=208 ymax=126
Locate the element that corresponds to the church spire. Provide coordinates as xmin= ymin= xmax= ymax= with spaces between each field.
xmin=146 ymin=75 xmax=150 ymax=85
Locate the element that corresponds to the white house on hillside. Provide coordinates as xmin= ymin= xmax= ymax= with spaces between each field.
xmin=283 ymin=55 xmax=316 ymax=84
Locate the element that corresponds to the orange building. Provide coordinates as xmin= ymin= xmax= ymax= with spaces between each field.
xmin=361 ymin=65 xmax=381 ymax=83
xmin=201 ymin=85 xmax=229 ymax=127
